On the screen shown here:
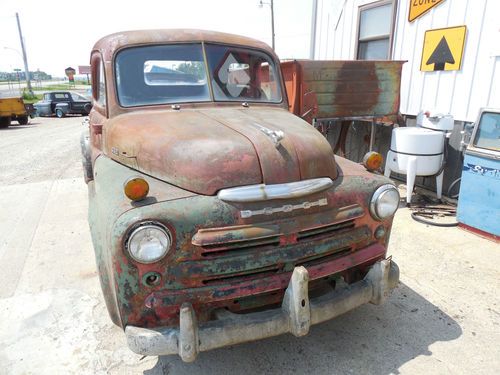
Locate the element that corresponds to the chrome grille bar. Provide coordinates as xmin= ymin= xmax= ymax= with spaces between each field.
xmin=217 ymin=178 xmax=333 ymax=203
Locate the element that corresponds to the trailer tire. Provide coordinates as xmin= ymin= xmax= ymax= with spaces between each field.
xmin=0 ymin=116 xmax=11 ymax=129
xmin=18 ymin=115 xmax=29 ymax=125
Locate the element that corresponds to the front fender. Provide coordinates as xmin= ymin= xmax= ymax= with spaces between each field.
xmin=55 ymin=102 xmax=69 ymax=114
xmin=88 ymin=156 xmax=196 ymax=327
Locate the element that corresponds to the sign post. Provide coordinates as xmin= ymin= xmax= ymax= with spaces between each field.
xmin=65 ymin=67 xmax=76 ymax=87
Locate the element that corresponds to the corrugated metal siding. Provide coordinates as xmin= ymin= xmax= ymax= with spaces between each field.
xmin=314 ymin=0 xmax=500 ymax=122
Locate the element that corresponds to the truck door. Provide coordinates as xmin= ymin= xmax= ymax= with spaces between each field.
xmin=88 ymin=53 xmax=107 ymax=160
xmin=52 ymin=92 xmax=71 ymax=113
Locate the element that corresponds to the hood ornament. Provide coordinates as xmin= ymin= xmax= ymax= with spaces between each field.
xmin=253 ymin=123 xmax=284 ymax=148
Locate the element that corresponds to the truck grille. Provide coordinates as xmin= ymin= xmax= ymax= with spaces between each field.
xmin=200 ymin=236 xmax=281 ymax=257
xmin=185 ymin=205 xmax=370 ymax=288
xmin=297 ymin=220 xmax=355 ymax=242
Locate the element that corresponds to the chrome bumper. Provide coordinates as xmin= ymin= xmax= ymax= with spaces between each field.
xmin=126 ymin=259 xmax=399 ymax=362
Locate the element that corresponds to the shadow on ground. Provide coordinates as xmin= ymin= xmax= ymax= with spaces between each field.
xmin=143 ymin=282 xmax=462 ymax=375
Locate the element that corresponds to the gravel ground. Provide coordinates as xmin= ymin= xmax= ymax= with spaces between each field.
xmin=0 ymin=116 xmax=499 ymax=374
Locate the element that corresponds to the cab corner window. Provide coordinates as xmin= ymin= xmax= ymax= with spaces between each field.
xmin=357 ymin=1 xmax=394 ymax=60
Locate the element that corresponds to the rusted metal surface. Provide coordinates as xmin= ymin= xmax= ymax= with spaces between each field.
xmin=125 ymin=259 xmax=399 ymax=361
xmin=85 ymin=29 xmax=399 ymax=351
xmin=282 ymin=60 xmax=405 ymax=122
xmin=89 ymin=155 xmax=393 ymax=329
xmin=104 ymin=107 xmax=337 ymax=195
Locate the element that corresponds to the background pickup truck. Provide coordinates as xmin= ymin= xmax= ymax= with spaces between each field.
xmin=34 ymin=91 xmax=92 ymax=118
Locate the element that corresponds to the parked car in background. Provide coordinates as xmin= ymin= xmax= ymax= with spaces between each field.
xmin=34 ymin=91 xmax=92 ymax=118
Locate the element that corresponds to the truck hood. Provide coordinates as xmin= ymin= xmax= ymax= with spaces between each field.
xmin=104 ymin=107 xmax=337 ymax=195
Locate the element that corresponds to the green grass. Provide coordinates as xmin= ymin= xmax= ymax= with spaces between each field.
xmin=35 ymin=84 xmax=77 ymax=91
xmin=21 ymin=90 xmax=42 ymax=104
xmin=23 ymin=94 xmax=43 ymax=104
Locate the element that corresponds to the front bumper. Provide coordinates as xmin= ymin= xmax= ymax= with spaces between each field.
xmin=125 ymin=258 xmax=399 ymax=362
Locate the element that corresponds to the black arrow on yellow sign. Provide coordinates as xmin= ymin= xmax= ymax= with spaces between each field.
xmin=426 ymin=36 xmax=455 ymax=71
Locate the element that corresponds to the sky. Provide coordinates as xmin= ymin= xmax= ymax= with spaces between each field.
xmin=0 ymin=0 xmax=317 ymax=77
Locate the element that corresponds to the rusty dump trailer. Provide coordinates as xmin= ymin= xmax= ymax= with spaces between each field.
xmin=0 ymin=97 xmax=32 ymax=128
xmin=282 ymin=59 xmax=405 ymax=123
xmin=82 ymin=29 xmax=403 ymax=362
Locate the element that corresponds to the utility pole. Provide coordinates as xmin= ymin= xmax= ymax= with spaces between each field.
xmin=270 ymin=0 xmax=275 ymax=51
xmin=259 ymin=0 xmax=275 ymax=50
xmin=16 ymin=12 xmax=33 ymax=95
xmin=309 ymin=0 xmax=318 ymax=59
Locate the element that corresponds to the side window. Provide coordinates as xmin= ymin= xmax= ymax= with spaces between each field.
xmin=54 ymin=93 xmax=70 ymax=100
xmin=92 ymin=54 xmax=106 ymax=109
xmin=357 ymin=1 xmax=394 ymax=60
xmin=97 ymin=59 xmax=106 ymax=107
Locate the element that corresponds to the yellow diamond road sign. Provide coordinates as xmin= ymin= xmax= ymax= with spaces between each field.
xmin=409 ymin=0 xmax=445 ymax=22
xmin=420 ymin=26 xmax=467 ymax=72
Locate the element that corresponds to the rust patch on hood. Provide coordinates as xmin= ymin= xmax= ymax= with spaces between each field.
xmin=104 ymin=107 xmax=336 ymax=195
xmin=104 ymin=109 xmax=262 ymax=195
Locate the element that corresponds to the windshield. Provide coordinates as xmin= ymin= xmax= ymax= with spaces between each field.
xmin=115 ymin=43 xmax=281 ymax=107
xmin=205 ymin=44 xmax=281 ymax=103
xmin=71 ymin=92 xmax=88 ymax=101
xmin=116 ymin=44 xmax=210 ymax=107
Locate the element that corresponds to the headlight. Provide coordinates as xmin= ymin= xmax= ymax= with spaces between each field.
xmin=126 ymin=223 xmax=172 ymax=263
xmin=370 ymin=184 xmax=400 ymax=221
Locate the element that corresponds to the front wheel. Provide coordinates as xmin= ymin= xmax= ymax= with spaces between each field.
xmin=55 ymin=109 xmax=64 ymax=118
xmin=18 ymin=115 xmax=29 ymax=125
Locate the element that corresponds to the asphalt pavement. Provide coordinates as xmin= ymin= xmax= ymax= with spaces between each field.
xmin=0 ymin=116 xmax=499 ymax=374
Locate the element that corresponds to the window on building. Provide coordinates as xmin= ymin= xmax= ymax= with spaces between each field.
xmin=357 ymin=1 xmax=394 ymax=60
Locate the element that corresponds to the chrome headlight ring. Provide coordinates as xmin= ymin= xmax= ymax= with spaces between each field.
xmin=125 ymin=221 xmax=172 ymax=264
xmin=370 ymin=184 xmax=400 ymax=221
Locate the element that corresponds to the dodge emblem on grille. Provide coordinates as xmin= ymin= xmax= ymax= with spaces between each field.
xmin=240 ymin=198 xmax=328 ymax=218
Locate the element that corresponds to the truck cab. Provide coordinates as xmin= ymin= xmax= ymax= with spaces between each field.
xmin=82 ymin=29 xmax=400 ymax=362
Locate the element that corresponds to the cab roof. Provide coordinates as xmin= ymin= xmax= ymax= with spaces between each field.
xmin=92 ymin=29 xmax=275 ymax=61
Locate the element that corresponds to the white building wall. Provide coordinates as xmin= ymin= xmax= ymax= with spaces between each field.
xmin=314 ymin=0 xmax=500 ymax=122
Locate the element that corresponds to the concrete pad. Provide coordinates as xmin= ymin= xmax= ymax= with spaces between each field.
xmin=0 ymin=117 xmax=499 ymax=374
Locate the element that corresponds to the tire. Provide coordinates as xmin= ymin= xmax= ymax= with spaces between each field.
xmin=83 ymin=103 xmax=92 ymax=115
xmin=18 ymin=115 xmax=29 ymax=125
xmin=80 ymin=131 xmax=94 ymax=183
xmin=55 ymin=109 xmax=64 ymax=118
xmin=0 ymin=116 xmax=11 ymax=129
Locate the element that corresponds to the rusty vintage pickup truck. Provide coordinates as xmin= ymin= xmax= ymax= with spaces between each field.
xmin=82 ymin=29 xmax=401 ymax=362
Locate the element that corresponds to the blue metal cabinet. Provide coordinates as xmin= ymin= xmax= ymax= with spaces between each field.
xmin=457 ymin=109 xmax=500 ymax=239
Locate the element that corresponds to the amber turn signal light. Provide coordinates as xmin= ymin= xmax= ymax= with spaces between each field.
xmin=124 ymin=177 xmax=149 ymax=201
xmin=363 ymin=151 xmax=383 ymax=171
